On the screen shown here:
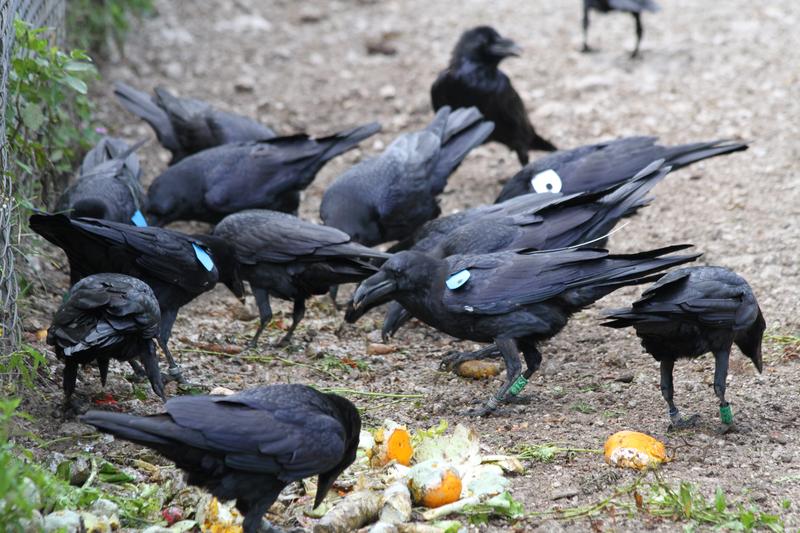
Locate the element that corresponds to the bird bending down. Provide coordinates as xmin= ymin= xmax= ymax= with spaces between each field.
xmin=81 ymin=384 xmax=361 ymax=533
xmin=47 ymin=273 xmax=164 ymax=415
xmin=113 ymin=82 xmax=277 ymax=164
xmin=146 ymin=122 xmax=381 ymax=226
xmin=602 ymin=266 xmax=765 ymax=432
xmin=350 ymin=245 xmax=699 ymax=415
xmin=213 ymin=210 xmax=388 ymax=348
xmin=582 ymin=0 xmax=661 ymax=58
xmin=30 ymin=214 xmax=244 ymax=383
xmin=432 ymin=26 xmax=556 ymax=165
xmin=495 ymin=136 xmax=748 ymax=203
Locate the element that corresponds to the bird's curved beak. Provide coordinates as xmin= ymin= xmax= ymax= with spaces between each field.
xmin=352 ymin=272 xmax=397 ymax=311
xmin=753 ymin=344 xmax=763 ymax=374
xmin=490 ymin=37 xmax=522 ymax=58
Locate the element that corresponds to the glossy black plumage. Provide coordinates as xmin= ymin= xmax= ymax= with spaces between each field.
xmin=320 ymin=107 xmax=492 ymax=246
xmin=81 ymin=385 xmax=361 ymax=533
xmin=147 ymin=122 xmax=381 ymax=226
xmin=380 ymin=160 xmax=669 ymax=339
xmin=495 ymin=137 xmax=748 ymax=203
xmin=214 ymin=210 xmax=388 ymax=347
xmin=55 ymin=137 xmax=147 ymax=224
xmin=30 ymin=214 xmax=244 ymax=381
xmin=431 ymin=26 xmax=556 ymax=165
xmin=583 ymin=0 xmax=661 ymax=58
xmin=603 ymin=266 xmax=765 ymax=429
xmin=47 ymin=273 xmax=164 ymax=413
xmin=114 ymin=82 xmax=276 ymax=164
xmin=350 ymin=245 xmax=699 ymax=414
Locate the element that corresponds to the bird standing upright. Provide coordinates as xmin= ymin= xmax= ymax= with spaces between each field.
xmin=602 ymin=266 xmax=765 ymax=432
xmin=81 ymin=384 xmax=361 ymax=533
xmin=351 ymin=245 xmax=700 ymax=415
xmin=432 ymin=26 xmax=556 ymax=165
xmin=47 ymin=273 xmax=164 ymax=414
xmin=582 ymin=0 xmax=661 ymax=58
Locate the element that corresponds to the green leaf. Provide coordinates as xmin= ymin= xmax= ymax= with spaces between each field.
xmin=20 ymin=102 xmax=45 ymax=131
xmin=715 ymin=488 xmax=726 ymax=513
xmin=64 ymin=60 xmax=95 ymax=73
xmin=61 ymin=75 xmax=88 ymax=94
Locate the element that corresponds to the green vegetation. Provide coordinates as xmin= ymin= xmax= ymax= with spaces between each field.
xmin=514 ymin=443 xmax=602 ymax=463
xmin=0 ymin=344 xmax=47 ymax=394
xmin=66 ymin=0 xmax=155 ymax=58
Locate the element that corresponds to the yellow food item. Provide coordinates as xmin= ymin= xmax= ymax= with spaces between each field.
xmin=408 ymin=461 xmax=463 ymax=509
xmin=455 ymin=360 xmax=502 ymax=379
xmin=371 ymin=421 xmax=413 ymax=466
xmin=604 ymin=430 xmax=667 ymax=470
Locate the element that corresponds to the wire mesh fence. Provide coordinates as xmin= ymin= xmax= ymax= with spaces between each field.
xmin=0 ymin=0 xmax=66 ymax=355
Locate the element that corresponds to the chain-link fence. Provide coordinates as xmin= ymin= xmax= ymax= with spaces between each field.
xmin=0 ymin=0 xmax=66 ymax=354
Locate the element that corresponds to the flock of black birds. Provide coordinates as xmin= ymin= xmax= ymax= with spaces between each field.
xmin=26 ymin=15 xmax=767 ymax=531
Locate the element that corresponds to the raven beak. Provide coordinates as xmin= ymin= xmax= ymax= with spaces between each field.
xmin=490 ymin=37 xmax=522 ymax=58
xmin=753 ymin=345 xmax=763 ymax=374
xmin=314 ymin=471 xmax=338 ymax=509
xmin=352 ymin=272 xmax=397 ymax=311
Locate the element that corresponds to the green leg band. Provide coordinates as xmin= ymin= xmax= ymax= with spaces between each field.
xmin=509 ymin=375 xmax=529 ymax=396
xmin=719 ymin=404 xmax=733 ymax=425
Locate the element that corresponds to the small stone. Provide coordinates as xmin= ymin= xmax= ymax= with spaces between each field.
xmin=43 ymin=510 xmax=82 ymax=533
xmin=21 ymin=477 xmax=40 ymax=508
xmin=162 ymin=62 xmax=183 ymax=79
xmin=234 ymin=76 xmax=255 ymax=93
xmin=615 ymin=373 xmax=634 ymax=383
xmin=209 ymin=387 xmax=235 ymax=396
xmin=59 ymin=421 xmax=95 ymax=437
xmin=69 ymin=456 xmax=92 ymax=486
xmin=379 ymin=84 xmax=396 ymax=100
xmin=91 ymin=498 xmax=119 ymax=518
xmin=769 ymin=431 xmax=788 ymax=445
xmin=20 ymin=509 xmax=43 ymax=533
xmin=80 ymin=512 xmax=113 ymax=533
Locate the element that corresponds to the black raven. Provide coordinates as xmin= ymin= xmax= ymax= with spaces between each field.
xmin=602 ymin=266 xmax=765 ymax=431
xmin=379 ymin=160 xmax=669 ymax=340
xmin=431 ymin=26 xmax=556 ymax=165
xmin=81 ymin=384 xmax=361 ymax=533
xmin=30 ymin=214 xmax=244 ymax=382
xmin=47 ymin=273 xmax=164 ymax=414
xmin=113 ymin=82 xmax=277 ymax=164
xmin=214 ymin=210 xmax=388 ymax=347
xmin=495 ymin=137 xmax=748 ymax=203
xmin=320 ymin=107 xmax=492 ymax=247
xmin=350 ymin=245 xmax=700 ymax=415
xmin=147 ymin=122 xmax=381 ymax=226
xmin=55 ymin=137 xmax=148 ymax=225
xmin=582 ymin=0 xmax=661 ymax=58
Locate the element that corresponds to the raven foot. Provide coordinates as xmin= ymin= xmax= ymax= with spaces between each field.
xmin=667 ymin=413 xmax=700 ymax=431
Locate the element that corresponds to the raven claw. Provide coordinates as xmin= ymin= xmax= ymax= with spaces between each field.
xmin=668 ymin=413 xmax=700 ymax=430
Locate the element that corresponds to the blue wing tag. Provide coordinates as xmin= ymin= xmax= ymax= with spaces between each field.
xmin=131 ymin=210 xmax=148 ymax=227
xmin=446 ymin=269 xmax=471 ymax=290
xmin=192 ymin=243 xmax=215 ymax=271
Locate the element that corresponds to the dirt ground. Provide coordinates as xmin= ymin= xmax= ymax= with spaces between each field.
xmin=15 ymin=0 xmax=800 ymax=531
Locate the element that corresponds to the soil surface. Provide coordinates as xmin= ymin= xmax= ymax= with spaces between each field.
xmin=16 ymin=0 xmax=800 ymax=531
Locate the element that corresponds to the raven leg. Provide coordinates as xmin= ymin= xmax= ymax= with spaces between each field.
xmin=502 ymin=343 xmax=542 ymax=405
xmin=248 ymin=287 xmax=273 ymax=349
xmin=128 ymin=360 xmax=147 ymax=381
xmin=142 ymin=341 xmax=166 ymax=401
xmin=157 ymin=307 xmax=185 ymax=383
xmin=328 ymin=285 xmax=341 ymax=310
xmin=97 ymin=357 xmax=110 ymax=387
xmin=276 ymin=298 xmax=306 ymax=347
xmin=661 ymin=359 xmax=698 ymax=429
xmin=582 ymin=5 xmax=593 ymax=52
xmin=238 ymin=493 xmax=282 ymax=533
xmin=713 ymin=349 xmax=734 ymax=433
xmin=466 ymin=338 xmax=524 ymax=417
xmin=631 ymin=12 xmax=643 ymax=58
xmin=62 ymin=360 xmax=80 ymax=417
xmin=440 ymin=344 xmax=501 ymax=371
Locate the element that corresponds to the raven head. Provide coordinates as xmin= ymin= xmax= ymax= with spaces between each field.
xmin=453 ymin=26 xmax=522 ymax=66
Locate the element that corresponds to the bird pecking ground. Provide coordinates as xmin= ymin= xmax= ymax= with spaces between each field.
xmin=15 ymin=0 xmax=800 ymax=531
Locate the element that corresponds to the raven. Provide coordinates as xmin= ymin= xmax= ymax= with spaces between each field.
xmin=47 ymin=273 xmax=164 ymax=414
xmin=214 ymin=210 xmax=388 ymax=347
xmin=147 ymin=122 xmax=381 ymax=226
xmin=30 ymin=214 xmax=244 ymax=382
xmin=114 ymin=82 xmax=277 ymax=164
xmin=55 ymin=137 xmax=148 ymax=225
xmin=320 ymin=107 xmax=492 ymax=246
xmin=81 ymin=384 xmax=361 ymax=533
xmin=495 ymin=137 xmax=748 ymax=203
xmin=432 ymin=26 xmax=556 ymax=165
xmin=379 ymin=160 xmax=669 ymax=340
xmin=602 ymin=266 xmax=765 ymax=432
xmin=351 ymin=245 xmax=700 ymax=415
xmin=582 ymin=0 xmax=661 ymax=58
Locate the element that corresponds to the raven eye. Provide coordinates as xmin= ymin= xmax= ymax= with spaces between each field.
xmin=530 ymin=169 xmax=562 ymax=194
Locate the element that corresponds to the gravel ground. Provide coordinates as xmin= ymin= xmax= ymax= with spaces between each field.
xmin=16 ymin=0 xmax=800 ymax=531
